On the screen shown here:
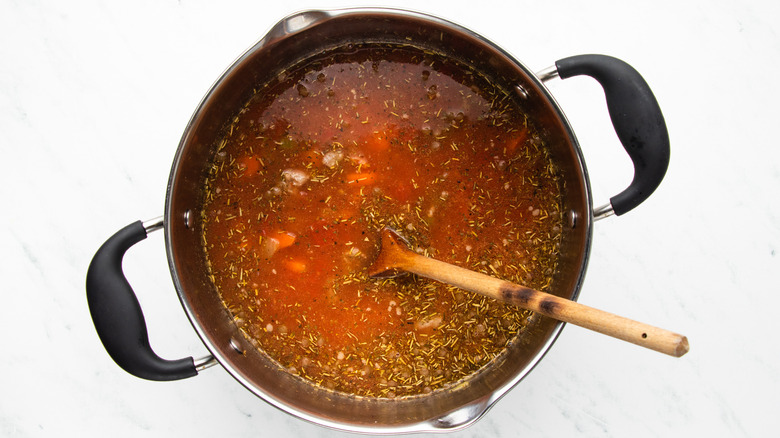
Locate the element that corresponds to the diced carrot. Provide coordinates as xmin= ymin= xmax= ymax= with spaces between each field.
xmin=365 ymin=130 xmax=391 ymax=152
xmin=283 ymin=259 xmax=307 ymax=273
xmin=270 ymin=231 xmax=297 ymax=249
xmin=236 ymin=155 xmax=260 ymax=175
xmin=345 ymin=172 xmax=377 ymax=186
xmin=504 ymin=128 xmax=528 ymax=156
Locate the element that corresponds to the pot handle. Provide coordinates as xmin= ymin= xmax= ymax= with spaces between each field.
xmin=86 ymin=220 xmax=203 ymax=381
xmin=552 ymin=54 xmax=670 ymax=217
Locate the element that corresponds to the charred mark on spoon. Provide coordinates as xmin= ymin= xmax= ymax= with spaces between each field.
xmin=539 ymin=299 xmax=560 ymax=315
xmin=499 ymin=284 xmax=534 ymax=305
xmin=500 ymin=284 xmax=559 ymax=315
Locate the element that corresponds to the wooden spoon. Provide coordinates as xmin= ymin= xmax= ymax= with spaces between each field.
xmin=368 ymin=227 xmax=689 ymax=357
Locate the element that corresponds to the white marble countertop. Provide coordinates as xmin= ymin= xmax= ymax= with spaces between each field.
xmin=2 ymin=1 xmax=778 ymax=436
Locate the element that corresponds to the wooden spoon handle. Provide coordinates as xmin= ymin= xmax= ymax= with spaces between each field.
xmin=403 ymin=253 xmax=689 ymax=357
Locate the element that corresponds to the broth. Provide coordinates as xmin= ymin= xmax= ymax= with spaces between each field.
xmin=200 ymin=44 xmax=563 ymax=397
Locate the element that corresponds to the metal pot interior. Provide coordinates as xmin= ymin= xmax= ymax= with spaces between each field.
xmin=164 ymin=8 xmax=591 ymax=433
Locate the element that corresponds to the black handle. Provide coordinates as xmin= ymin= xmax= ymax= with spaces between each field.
xmin=555 ymin=54 xmax=670 ymax=216
xmin=86 ymin=221 xmax=197 ymax=381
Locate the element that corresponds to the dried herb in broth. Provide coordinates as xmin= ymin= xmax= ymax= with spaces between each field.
xmin=199 ymin=43 xmax=564 ymax=398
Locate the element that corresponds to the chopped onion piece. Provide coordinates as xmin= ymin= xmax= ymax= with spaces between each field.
xmin=282 ymin=168 xmax=310 ymax=187
xmin=322 ymin=150 xmax=344 ymax=168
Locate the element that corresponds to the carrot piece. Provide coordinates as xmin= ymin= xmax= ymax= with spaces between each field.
xmin=236 ymin=155 xmax=260 ymax=175
xmin=504 ymin=128 xmax=528 ymax=156
xmin=270 ymin=231 xmax=297 ymax=249
xmin=365 ymin=131 xmax=391 ymax=152
xmin=345 ymin=172 xmax=377 ymax=186
xmin=283 ymin=259 xmax=307 ymax=273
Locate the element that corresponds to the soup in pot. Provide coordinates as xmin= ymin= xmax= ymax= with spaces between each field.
xmin=199 ymin=43 xmax=564 ymax=398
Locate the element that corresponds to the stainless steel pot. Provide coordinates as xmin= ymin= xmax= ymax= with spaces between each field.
xmin=86 ymin=8 xmax=669 ymax=434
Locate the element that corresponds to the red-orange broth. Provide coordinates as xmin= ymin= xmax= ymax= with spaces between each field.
xmin=200 ymin=44 xmax=564 ymax=398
